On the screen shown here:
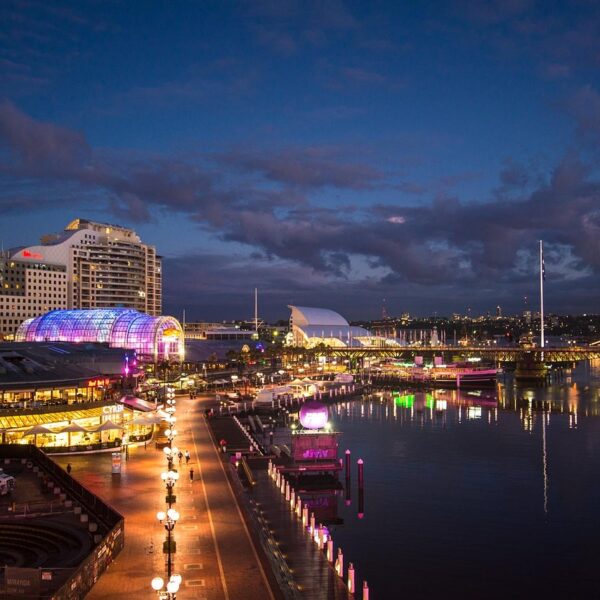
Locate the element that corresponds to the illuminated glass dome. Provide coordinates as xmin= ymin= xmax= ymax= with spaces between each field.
xmin=15 ymin=309 xmax=184 ymax=361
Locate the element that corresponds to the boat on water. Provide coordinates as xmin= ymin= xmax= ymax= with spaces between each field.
xmin=376 ymin=361 xmax=498 ymax=388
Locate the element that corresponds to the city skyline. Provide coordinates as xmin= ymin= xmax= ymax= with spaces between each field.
xmin=2 ymin=2 xmax=600 ymax=320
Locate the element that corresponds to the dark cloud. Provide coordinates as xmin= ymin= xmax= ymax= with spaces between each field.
xmin=2 ymin=102 xmax=600 ymax=319
xmin=0 ymin=100 xmax=90 ymax=174
xmin=217 ymin=147 xmax=384 ymax=190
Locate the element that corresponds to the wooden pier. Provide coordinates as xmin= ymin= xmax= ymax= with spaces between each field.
xmin=206 ymin=415 xmax=354 ymax=599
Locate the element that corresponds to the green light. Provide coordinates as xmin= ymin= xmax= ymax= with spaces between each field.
xmin=425 ymin=394 xmax=434 ymax=409
xmin=395 ymin=394 xmax=414 ymax=408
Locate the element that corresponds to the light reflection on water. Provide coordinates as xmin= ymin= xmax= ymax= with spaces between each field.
xmin=327 ymin=361 xmax=600 ymax=599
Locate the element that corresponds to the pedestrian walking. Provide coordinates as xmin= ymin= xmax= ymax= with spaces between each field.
xmin=185 ymin=450 xmax=190 ymax=464
xmin=144 ymin=440 xmax=147 ymax=450
xmin=66 ymin=463 xmax=72 ymax=474
xmin=189 ymin=468 xmax=194 ymax=482
xmin=178 ymin=450 xmax=183 ymax=463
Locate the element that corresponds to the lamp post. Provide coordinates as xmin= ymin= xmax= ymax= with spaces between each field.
xmin=157 ymin=508 xmax=179 ymax=579
xmin=153 ymin=385 xmax=183 ymax=599
xmin=161 ymin=469 xmax=179 ymax=507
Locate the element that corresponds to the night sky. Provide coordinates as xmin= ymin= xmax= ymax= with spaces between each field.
xmin=1 ymin=1 xmax=600 ymax=321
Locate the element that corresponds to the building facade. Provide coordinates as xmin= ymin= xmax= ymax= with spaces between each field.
xmin=1 ymin=219 xmax=162 ymax=339
xmin=0 ymin=258 xmax=68 ymax=340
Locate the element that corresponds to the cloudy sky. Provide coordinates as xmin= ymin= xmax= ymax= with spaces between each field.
xmin=1 ymin=0 xmax=600 ymax=321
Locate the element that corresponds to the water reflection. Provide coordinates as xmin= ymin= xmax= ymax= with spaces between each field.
xmin=333 ymin=360 xmax=600 ymax=432
xmin=327 ymin=360 xmax=600 ymax=600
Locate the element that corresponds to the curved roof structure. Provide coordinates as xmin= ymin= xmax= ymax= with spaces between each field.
xmin=288 ymin=305 xmax=373 ymax=348
xmin=15 ymin=309 xmax=183 ymax=361
xmin=288 ymin=306 xmax=349 ymax=328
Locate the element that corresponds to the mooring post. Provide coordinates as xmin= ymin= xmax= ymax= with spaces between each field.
xmin=348 ymin=562 xmax=355 ymax=593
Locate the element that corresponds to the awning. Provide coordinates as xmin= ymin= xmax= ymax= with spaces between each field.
xmin=23 ymin=424 xmax=56 ymax=436
xmin=0 ymin=407 xmax=105 ymax=431
xmin=58 ymin=423 xmax=88 ymax=433
xmin=119 ymin=396 xmax=157 ymax=412
xmin=90 ymin=420 xmax=123 ymax=432
xmin=130 ymin=414 xmax=162 ymax=425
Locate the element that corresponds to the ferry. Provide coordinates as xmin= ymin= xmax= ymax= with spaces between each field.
xmin=375 ymin=361 xmax=498 ymax=388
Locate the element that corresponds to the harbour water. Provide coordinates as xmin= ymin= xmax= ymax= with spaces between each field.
xmin=328 ymin=361 xmax=600 ymax=599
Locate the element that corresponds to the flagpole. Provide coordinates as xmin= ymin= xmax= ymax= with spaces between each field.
xmin=539 ymin=240 xmax=545 ymax=349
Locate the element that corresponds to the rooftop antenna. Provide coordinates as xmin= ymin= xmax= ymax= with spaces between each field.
xmin=182 ymin=308 xmax=186 ymax=331
xmin=382 ymin=298 xmax=388 ymax=320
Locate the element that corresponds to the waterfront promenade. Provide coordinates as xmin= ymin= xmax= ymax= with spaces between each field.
xmin=52 ymin=393 xmax=277 ymax=600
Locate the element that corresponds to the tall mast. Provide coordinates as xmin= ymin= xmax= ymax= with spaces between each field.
xmin=539 ymin=240 xmax=545 ymax=349
xmin=254 ymin=287 xmax=258 ymax=334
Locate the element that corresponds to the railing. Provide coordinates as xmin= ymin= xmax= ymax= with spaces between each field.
xmin=0 ymin=444 xmax=124 ymax=599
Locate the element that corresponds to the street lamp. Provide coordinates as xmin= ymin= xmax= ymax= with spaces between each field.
xmin=151 ymin=573 xmax=182 ymax=599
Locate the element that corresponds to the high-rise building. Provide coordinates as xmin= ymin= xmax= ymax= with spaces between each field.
xmin=1 ymin=219 xmax=162 ymax=339
xmin=0 ymin=258 xmax=68 ymax=339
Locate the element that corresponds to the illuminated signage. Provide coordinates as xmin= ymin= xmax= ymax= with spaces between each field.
xmin=22 ymin=250 xmax=44 ymax=259
xmin=162 ymin=328 xmax=181 ymax=338
xmin=87 ymin=378 xmax=111 ymax=388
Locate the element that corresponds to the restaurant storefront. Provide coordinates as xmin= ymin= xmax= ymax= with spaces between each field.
xmin=0 ymin=402 xmax=156 ymax=453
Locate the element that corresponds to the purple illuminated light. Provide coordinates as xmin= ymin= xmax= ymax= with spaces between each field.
xmin=299 ymin=401 xmax=329 ymax=430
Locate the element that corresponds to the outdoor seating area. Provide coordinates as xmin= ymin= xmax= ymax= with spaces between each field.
xmin=0 ymin=444 xmax=124 ymax=598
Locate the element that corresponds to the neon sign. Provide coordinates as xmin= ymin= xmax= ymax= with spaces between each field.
xmin=22 ymin=250 xmax=43 ymax=259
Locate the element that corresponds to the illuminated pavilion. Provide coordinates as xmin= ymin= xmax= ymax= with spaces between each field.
xmin=288 ymin=305 xmax=379 ymax=348
xmin=15 ymin=308 xmax=184 ymax=362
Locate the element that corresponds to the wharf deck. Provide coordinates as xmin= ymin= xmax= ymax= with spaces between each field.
xmin=249 ymin=469 xmax=350 ymax=599
xmin=206 ymin=416 xmax=350 ymax=599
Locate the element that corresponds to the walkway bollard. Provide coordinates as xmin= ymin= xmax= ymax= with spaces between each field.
xmin=302 ymin=505 xmax=308 ymax=526
xmin=309 ymin=512 xmax=315 ymax=535
xmin=317 ymin=524 xmax=323 ymax=549
xmin=345 ymin=449 xmax=351 ymax=479
xmin=348 ymin=563 xmax=355 ymax=594
xmin=290 ymin=489 xmax=295 ymax=507
xmin=358 ymin=458 xmax=364 ymax=490
xmin=327 ymin=539 xmax=334 ymax=562
xmin=335 ymin=548 xmax=343 ymax=577
xmin=267 ymin=460 xmax=272 ymax=475
xmin=285 ymin=482 xmax=290 ymax=501
xmin=363 ymin=580 xmax=369 ymax=600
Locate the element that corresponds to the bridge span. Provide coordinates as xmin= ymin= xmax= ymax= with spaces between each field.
xmin=283 ymin=345 xmax=600 ymax=364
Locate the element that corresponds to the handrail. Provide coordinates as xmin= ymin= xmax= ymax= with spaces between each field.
xmin=240 ymin=457 xmax=255 ymax=486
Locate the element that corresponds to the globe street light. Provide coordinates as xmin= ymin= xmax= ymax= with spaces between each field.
xmin=158 ymin=508 xmax=179 ymax=579
xmin=150 ymin=574 xmax=181 ymax=599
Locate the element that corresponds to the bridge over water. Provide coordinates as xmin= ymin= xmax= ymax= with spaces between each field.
xmin=281 ymin=346 xmax=600 ymax=380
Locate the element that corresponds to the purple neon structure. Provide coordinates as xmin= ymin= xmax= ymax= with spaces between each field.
xmin=15 ymin=308 xmax=184 ymax=361
xmin=299 ymin=401 xmax=329 ymax=430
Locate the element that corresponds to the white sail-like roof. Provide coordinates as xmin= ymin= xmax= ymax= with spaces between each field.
xmin=288 ymin=305 xmax=349 ymax=328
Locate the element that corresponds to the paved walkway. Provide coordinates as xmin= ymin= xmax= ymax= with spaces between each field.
xmin=52 ymin=394 xmax=276 ymax=600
